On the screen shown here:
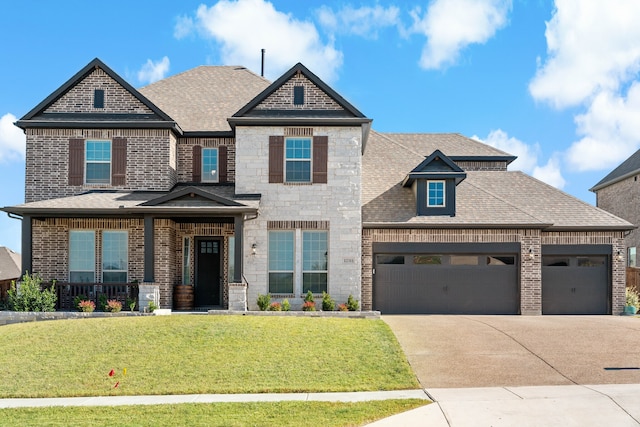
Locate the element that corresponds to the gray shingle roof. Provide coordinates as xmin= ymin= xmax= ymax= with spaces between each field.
xmin=591 ymin=149 xmax=640 ymax=191
xmin=139 ymin=66 xmax=271 ymax=132
xmin=0 ymin=247 xmax=21 ymax=281
xmin=363 ymin=132 xmax=633 ymax=229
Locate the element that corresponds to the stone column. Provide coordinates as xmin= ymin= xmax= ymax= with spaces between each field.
xmin=228 ymin=282 xmax=247 ymax=311
xmin=139 ymin=283 xmax=160 ymax=312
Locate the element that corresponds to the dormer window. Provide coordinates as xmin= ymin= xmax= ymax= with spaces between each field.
xmin=427 ymin=181 xmax=445 ymax=207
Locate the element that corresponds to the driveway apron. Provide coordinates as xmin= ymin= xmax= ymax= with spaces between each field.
xmin=383 ymin=315 xmax=640 ymax=388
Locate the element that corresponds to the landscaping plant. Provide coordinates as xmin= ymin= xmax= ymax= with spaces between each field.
xmin=7 ymin=272 xmax=57 ymax=312
xmin=322 ymin=292 xmax=335 ymax=311
xmin=346 ymin=294 xmax=359 ymax=311
xmin=268 ymin=302 xmax=282 ymax=311
xmin=626 ymin=287 xmax=640 ymax=307
xmin=282 ymin=299 xmax=291 ymax=311
xmin=105 ymin=300 xmax=122 ymax=313
xmin=77 ymin=300 xmax=95 ymax=313
xmin=256 ymin=293 xmax=271 ymax=311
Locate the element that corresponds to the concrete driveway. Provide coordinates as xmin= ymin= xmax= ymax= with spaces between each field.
xmin=383 ymin=315 xmax=640 ymax=388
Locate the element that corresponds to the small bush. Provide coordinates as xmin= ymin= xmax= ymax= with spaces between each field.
xmin=7 ymin=272 xmax=57 ymax=312
xmin=337 ymin=303 xmax=349 ymax=312
xmin=147 ymin=301 xmax=159 ymax=313
xmin=346 ymin=294 xmax=359 ymax=311
xmin=322 ymin=292 xmax=335 ymax=311
xmin=302 ymin=301 xmax=316 ymax=311
xmin=257 ymin=293 xmax=271 ymax=311
xmin=126 ymin=297 xmax=136 ymax=311
xmin=268 ymin=302 xmax=282 ymax=311
xmin=73 ymin=294 xmax=88 ymax=310
xmin=98 ymin=294 xmax=108 ymax=311
xmin=78 ymin=300 xmax=95 ymax=313
xmin=626 ymin=287 xmax=640 ymax=307
xmin=282 ymin=299 xmax=291 ymax=311
xmin=304 ymin=290 xmax=315 ymax=303
xmin=105 ymin=300 xmax=122 ymax=313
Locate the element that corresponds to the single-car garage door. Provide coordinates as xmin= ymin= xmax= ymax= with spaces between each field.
xmin=542 ymin=245 xmax=611 ymax=315
xmin=373 ymin=243 xmax=520 ymax=314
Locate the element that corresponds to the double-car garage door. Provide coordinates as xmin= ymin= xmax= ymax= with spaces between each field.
xmin=373 ymin=243 xmax=611 ymax=315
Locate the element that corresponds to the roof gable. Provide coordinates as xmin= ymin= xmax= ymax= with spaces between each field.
xmin=402 ymin=150 xmax=467 ymax=187
xmin=591 ymin=148 xmax=640 ymax=192
xmin=141 ymin=187 xmax=243 ymax=207
xmin=233 ymin=63 xmax=366 ymax=119
xmin=17 ymin=58 xmax=176 ymax=130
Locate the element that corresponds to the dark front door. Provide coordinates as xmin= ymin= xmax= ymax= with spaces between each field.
xmin=195 ymin=238 xmax=221 ymax=307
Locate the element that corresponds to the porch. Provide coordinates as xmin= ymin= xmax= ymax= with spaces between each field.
xmin=47 ymin=282 xmax=139 ymax=311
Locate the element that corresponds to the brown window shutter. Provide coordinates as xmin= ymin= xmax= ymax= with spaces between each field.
xmin=192 ymin=145 xmax=202 ymax=182
xmin=269 ymin=136 xmax=284 ymax=183
xmin=313 ymin=136 xmax=328 ymax=184
xmin=68 ymin=138 xmax=84 ymax=185
xmin=218 ymin=146 xmax=228 ymax=183
xmin=112 ymin=137 xmax=127 ymax=186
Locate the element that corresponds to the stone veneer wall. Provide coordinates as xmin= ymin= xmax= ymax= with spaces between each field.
xmin=31 ymin=218 xmax=145 ymax=283
xmin=25 ymin=128 xmax=175 ymax=202
xmin=236 ymin=126 xmax=362 ymax=310
xmin=362 ymin=228 xmax=626 ymax=315
xmin=176 ymin=137 xmax=236 ymax=183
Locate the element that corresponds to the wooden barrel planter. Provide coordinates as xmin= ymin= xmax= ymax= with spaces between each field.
xmin=173 ymin=285 xmax=194 ymax=310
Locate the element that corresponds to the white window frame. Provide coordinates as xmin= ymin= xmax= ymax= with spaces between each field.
xmin=102 ymin=231 xmax=128 ymax=283
xmin=302 ymin=231 xmax=328 ymax=294
xmin=69 ymin=230 xmax=96 ymax=282
xmin=201 ymin=147 xmax=219 ymax=183
xmin=85 ymin=140 xmax=112 ymax=185
xmin=268 ymin=231 xmax=295 ymax=294
xmin=427 ymin=180 xmax=446 ymax=207
xmin=284 ymin=137 xmax=312 ymax=183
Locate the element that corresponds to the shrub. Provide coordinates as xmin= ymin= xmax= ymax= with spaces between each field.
xmin=147 ymin=301 xmax=159 ymax=313
xmin=304 ymin=290 xmax=315 ymax=303
xmin=268 ymin=302 xmax=282 ymax=311
xmin=78 ymin=300 xmax=95 ymax=313
xmin=105 ymin=300 xmax=122 ymax=313
xmin=626 ymin=287 xmax=640 ymax=307
xmin=337 ymin=303 xmax=349 ymax=312
xmin=7 ymin=272 xmax=57 ymax=312
xmin=98 ymin=294 xmax=108 ymax=311
xmin=257 ymin=293 xmax=271 ymax=311
xmin=282 ymin=299 xmax=291 ymax=311
xmin=126 ymin=297 xmax=136 ymax=311
xmin=73 ymin=294 xmax=88 ymax=310
xmin=322 ymin=292 xmax=335 ymax=311
xmin=302 ymin=301 xmax=316 ymax=311
xmin=346 ymin=294 xmax=359 ymax=311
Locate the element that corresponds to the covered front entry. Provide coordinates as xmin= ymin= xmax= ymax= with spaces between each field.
xmin=373 ymin=243 xmax=520 ymax=314
xmin=542 ymin=245 xmax=611 ymax=315
xmin=195 ymin=237 xmax=222 ymax=307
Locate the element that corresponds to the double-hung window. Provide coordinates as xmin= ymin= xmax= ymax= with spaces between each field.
xmin=285 ymin=138 xmax=311 ymax=183
xmin=302 ymin=231 xmax=328 ymax=293
xmin=69 ymin=231 xmax=96 ymax=282
xmin=202 ymin=148 xmax=219 ymax=182
xmin=268 ymin=231 xmax=295 ymax=293
xmin=102 ymin=231 xmax=128 ymax=283
xmin=427 ymin=180 xmax=445 ymax=207
xmin=85 ymin=140 xmax=111 ymax=184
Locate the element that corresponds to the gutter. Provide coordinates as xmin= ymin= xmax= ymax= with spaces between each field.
xmin=589 ymin=168 xmax=640 ymax=192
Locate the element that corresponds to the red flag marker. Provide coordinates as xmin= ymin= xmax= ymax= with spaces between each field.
xmin=114 ymin=381 xmax=119 ymax=388
xmin=108 ymin=369 xmax=115 ymax=377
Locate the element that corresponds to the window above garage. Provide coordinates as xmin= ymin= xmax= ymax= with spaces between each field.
xmin=402 ymin=150 xmax=466 ymax=217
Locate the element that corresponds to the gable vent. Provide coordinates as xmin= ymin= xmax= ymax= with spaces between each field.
xmin=93 ymin=89 xmax=104 ymax=108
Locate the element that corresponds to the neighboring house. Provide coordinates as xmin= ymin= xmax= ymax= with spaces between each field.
xmin=1 ymin=58 xmax=633 ymax=315
xmin=591 ymin=150 xmax=640 ymax=267
xmin=0 ymin=247 xmax=21 ymax=301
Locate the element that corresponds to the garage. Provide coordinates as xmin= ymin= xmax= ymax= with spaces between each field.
xmin=373 ymin=243 xmax=520 ymax=314
xmin=542 ymin=245 xmax=611 ymax=315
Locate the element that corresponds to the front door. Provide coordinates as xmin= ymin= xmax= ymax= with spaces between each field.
xmin=195 ymin=238 xmax=221 ymax=307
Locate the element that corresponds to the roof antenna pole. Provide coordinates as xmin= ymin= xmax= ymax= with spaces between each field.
xmin=261 ymin=49 xmax=265 ymax=77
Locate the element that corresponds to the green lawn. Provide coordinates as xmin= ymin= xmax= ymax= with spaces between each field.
xmin=0 ymin=315 xmax=419 ymax=398
xmin=0 ymin=400 xmax=428 ymax=427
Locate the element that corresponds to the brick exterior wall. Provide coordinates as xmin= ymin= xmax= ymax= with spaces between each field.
xmin=176 ymin=137 xmax=236 ymax=183
xmin=362 ymin=228 xmax=626 ymax=315
xmin=25 ymin=128 xmax=175 ymax=202
xmin=595 ymin=176 xmax=640 ymax=265
xmin=255 ymin=74 xmax=343 ymax=111
xmin=46 ymin=68 xmax=153 ymax=114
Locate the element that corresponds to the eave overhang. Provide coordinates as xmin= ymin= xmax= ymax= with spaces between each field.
xmin=362 ymin=222 xmax=635 ymax=232
xmin=2 ymin=205 xmax=258 ymax=218
xmin=589 ymin=168 xmax=640 ymax=192
xmin=15 ymin=119 xmax=183 ymax=134
xmin=402 ymin=172 xmax=467 ymax=187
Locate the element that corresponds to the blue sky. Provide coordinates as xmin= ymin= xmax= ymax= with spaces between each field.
xmin=2 ymin=0 xmax=640 ymax=252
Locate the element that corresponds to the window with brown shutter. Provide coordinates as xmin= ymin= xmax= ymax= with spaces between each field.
xmin=312 ymin=136 xmax=328 ymax=184
xmin=269 ymin=136 xmax=284 ymax=183
xmin=68 ymin=138 xmax=84 ymax=185
xmin=218 ymin=145 xmax=228 ymax=183
xmin=192 ymin=145 xmax=202 ymax=182
xmin=111 ymin=138 xmax=127 ymax=186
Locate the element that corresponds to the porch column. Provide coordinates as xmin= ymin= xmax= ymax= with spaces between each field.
xmin=21 ymin=215 xmax=32 ymax=276
xmin=234 ymin=215 xmax=243 ymax=282
xmin=144 ymin=215 xmax=155 ymax=283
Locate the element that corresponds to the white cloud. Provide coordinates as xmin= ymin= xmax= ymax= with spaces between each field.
xmin=410 ymin=0 xmax=512 ymax=69
xmin=174 ymin=16 xmax=194 ymax=39
xmin=473 ymin=129 xmax=566 ymax=189
xmin=317 ymin=5 xmax=400 ymax=39
xmin=565 ymin=83 xmax=640 ymax=171
xmin=184 ymin=0 xmax=342 ymax=82
xmin=0 ymin=113 xmax=25 ymax=163
xmin=529 ymin=0 xmax=640 ymax=109
xmin=137 ymin=57 xmax=170 ymax=85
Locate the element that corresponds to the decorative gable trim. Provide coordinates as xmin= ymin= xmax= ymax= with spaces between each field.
xmin=141 ymin=187 xmax=243 ymax=207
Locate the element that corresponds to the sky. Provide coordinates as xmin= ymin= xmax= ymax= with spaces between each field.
xmin=2 ymin=0 xmax=640 ymax=253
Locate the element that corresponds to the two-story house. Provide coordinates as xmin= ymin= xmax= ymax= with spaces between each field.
xmin=3 ymin=58 xmax=633 ymax=315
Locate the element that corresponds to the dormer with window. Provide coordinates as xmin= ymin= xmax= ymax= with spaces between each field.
xmin=402 ymin=150 xmax=466 ymax=216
